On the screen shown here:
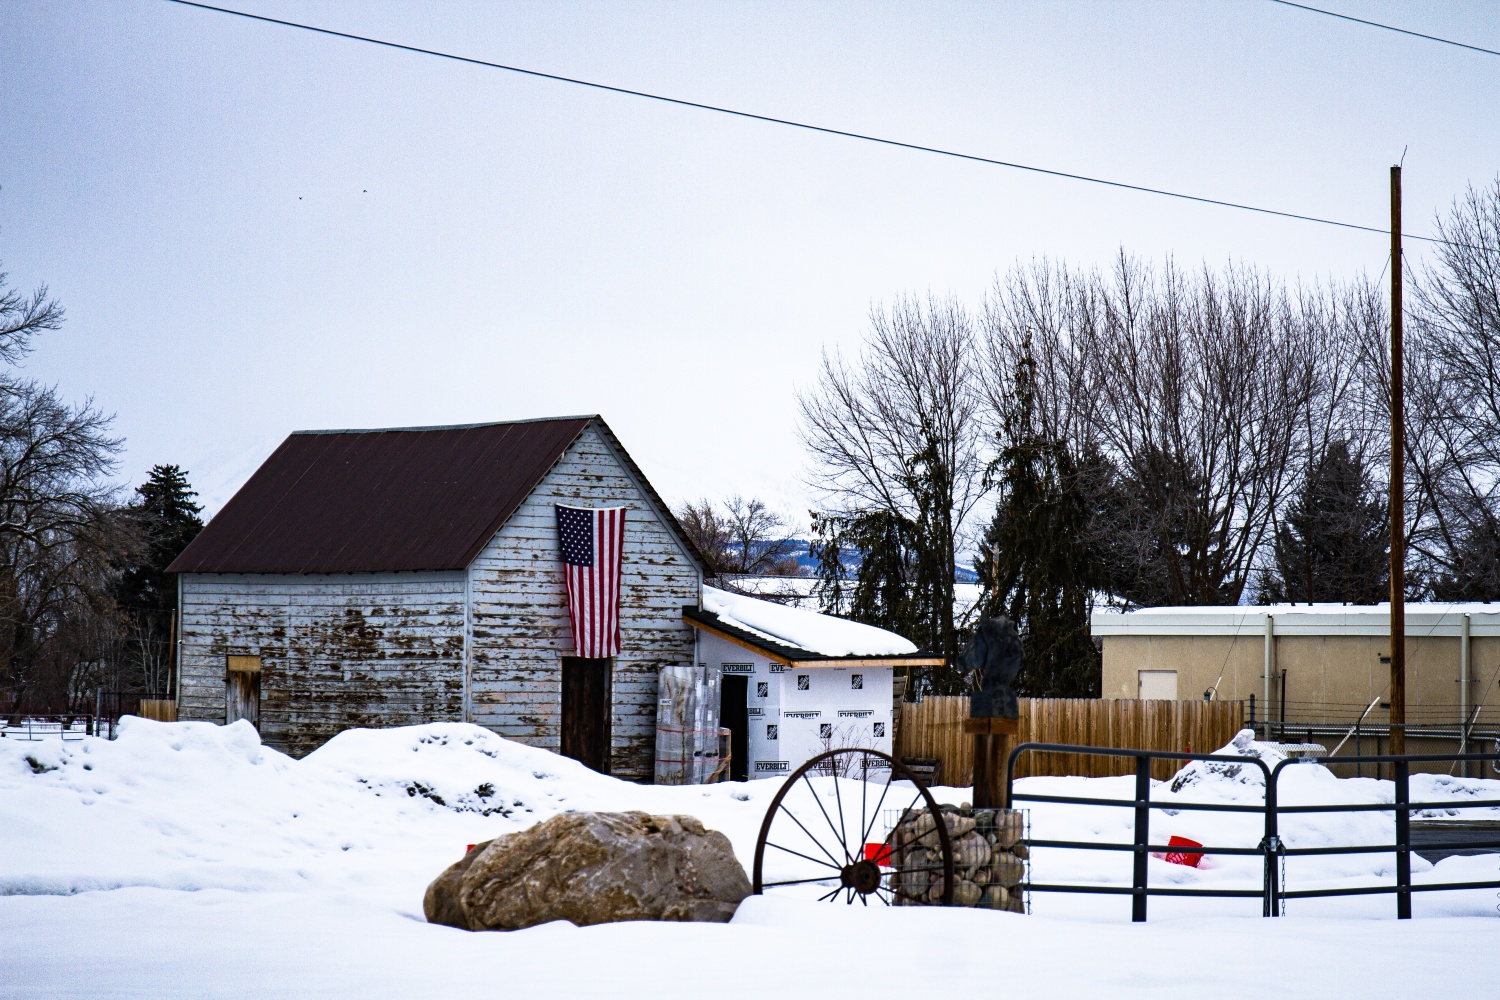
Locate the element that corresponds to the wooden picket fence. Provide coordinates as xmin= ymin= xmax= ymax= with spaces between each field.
xmin=137 ymin=699 xmax=178 ymax=723
xmin=894 ymin=696 xmax=1247 ymax=785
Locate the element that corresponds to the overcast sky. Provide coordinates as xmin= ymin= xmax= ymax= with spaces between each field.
xmin=2 ymin=0 xmax=1497 ymax=526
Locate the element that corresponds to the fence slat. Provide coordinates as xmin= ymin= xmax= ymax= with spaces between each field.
xmin=894 ymin=697 xmax=1246 ymax=785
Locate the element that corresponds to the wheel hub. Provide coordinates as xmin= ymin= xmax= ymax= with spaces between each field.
xmin=841 ymin=858 xmax=883 ymax=895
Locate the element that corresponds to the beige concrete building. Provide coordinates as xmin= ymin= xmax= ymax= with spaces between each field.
xmin=1093 ymin=604 xmax=1500 ymax=762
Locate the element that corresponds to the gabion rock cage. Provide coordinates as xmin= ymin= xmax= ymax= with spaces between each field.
xmin=890 ymin=805 xmax=1029 ymax=912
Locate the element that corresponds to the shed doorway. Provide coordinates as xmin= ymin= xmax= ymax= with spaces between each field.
xmin=561 ymin=656 xmax=613 ymax=774
xmin=226 ymin=655 xmax=261 ymax=728
xmin=720 ymin=674 xmax=749 ymax=782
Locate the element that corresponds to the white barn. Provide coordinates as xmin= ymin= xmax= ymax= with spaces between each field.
xmin=168 ymin=416 xmax=708 ymax=780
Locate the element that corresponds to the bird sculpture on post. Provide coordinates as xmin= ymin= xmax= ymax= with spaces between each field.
xmin=961 ymin=616 xmax=1023 ymax=809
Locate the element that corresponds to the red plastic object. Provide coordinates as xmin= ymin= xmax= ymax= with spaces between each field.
xmin=465 ymin=844 xmax=476 ymax=855
xmin=1162 ymin=836 xmax=1203 ymax=868
xmin=864 ymin=843 xmax=893 ymax=867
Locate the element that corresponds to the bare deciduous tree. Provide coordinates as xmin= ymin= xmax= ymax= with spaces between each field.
xmin=0 ymin=260 xmax=128 ymax=712
xmin=1412 ymin=177 xmax=1500 ymax=598
xmin=982 ymin=254 xmax=1360 ymax=607
xmin=675 ymin=495 xmax=803 ymax=583
xmin=799 ymin=295 xmax=986 ymax=672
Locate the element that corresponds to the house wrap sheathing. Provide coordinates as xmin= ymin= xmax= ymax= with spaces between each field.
xmin=673 ymin=587 xmax=943 ymax=781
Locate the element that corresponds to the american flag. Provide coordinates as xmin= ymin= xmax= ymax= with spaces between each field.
xmin=555 ymin=505 xmax=627 ymax=658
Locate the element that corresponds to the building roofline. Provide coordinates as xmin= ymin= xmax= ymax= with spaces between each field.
xmin=292 ymin=414 xmax=599 ymax=436
xmin=1092 ymin=603 xmax=1500 ymax=638
xmin=683 ymin=605 xmax=944 ymax=665
xmin=588 ymin=417 xmax=709 ymax=577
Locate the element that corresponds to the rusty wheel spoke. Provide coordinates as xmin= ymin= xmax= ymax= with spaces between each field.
xmin=774 ymin=801 xmax=846 ymax=870
xmin=801 ymin=773 xmax=853 ymax=865
xmin=760 ymin=874 xmax=842 ymax=889
xmin=831 ymin=763 xmax=852 ymax=864
xmin=763 ymin=841 xmax=843 ymax=871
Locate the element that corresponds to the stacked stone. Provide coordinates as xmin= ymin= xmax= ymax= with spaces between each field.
xmin=891 ymin=804 xmax=1027 ymax=912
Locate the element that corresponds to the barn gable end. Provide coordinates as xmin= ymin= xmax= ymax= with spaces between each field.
xmin=467 ymin=422 xmax=701 ymax=781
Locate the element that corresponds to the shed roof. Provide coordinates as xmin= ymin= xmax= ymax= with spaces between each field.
xmin=684 ymin=586 xmax=944 ymax=666
xmin=168 ymin=415 xmax=706 ymax=575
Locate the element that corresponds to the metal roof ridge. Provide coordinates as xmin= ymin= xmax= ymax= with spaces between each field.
xmin=291 ymin=414 xmax=597 ymax=435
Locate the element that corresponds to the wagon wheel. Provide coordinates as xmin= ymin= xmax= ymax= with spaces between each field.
xmin=751 ymin=748 xmax=954 ymax=906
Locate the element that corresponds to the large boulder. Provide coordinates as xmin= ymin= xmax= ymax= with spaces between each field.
xmin=423 ymin=810 xmax=751 ymax=931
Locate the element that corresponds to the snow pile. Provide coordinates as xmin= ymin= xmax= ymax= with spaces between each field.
xmin=1166 ymin=729 xmax=1287 ymax=794
xmin=3 ymin=719 xmax=1499 ymax=997
xmin=1411 ymin=772 xmax=1500 ymax=820
xmin=702 ymin=585 xmax=918 ymax=656
xmin=0 ymin=718 xmax=781 ymax=900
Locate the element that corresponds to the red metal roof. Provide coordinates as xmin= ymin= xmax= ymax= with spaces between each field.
xmin=169 ymin=416 xmax=607 ymax=574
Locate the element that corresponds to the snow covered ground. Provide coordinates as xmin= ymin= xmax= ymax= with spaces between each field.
xmin=3 ymin=719 xmax=1497 ymax=998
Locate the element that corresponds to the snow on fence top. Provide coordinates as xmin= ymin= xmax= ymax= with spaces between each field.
xmin=701 ymin=585 xmax=919 ymax=657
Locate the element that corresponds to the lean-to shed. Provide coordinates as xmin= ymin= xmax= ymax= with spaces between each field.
xmin=677 ymin=586 xmax=944 ymax=780
xmin=167 ymin=415 xmax=707 ymax=779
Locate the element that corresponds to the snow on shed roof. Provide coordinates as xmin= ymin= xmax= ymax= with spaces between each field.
xmin=689 ymin=585 xmax=926 ymax=660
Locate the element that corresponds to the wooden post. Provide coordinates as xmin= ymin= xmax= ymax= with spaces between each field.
xmin=167 ymin=609 xmax=177 ymax=703
xmin=1389 ymin=163 xmax=1406 ymax=759
xmin=966 ymin=716 xmax=1018 ymax=808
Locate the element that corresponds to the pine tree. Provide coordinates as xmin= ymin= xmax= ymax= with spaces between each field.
xmin=1432 ymin=519 xmax=1500 ymax=602
xmin=114 ymin=465 xmax=203 ymax=694
xmin=974 ymin=339 xmax=1100 ymax=697
xmin=1262 ymin=442 xmax=1387 ymax=604
xmin=812 ymin=502 xmax=968 ymax=695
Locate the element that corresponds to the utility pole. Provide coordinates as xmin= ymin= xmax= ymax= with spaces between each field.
xmin=1389 ymin=164 xmax=1406 ymax=758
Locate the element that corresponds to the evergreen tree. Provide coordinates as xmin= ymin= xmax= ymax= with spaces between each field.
xmin=1262 ymin=441 xmax=1387 ymax=604
xmin=812 ymin=494 xmax=969 ymax=696
xmin=974 ymin=339 xmax=1100 ymax=697
xmin=1432 ymin=517 xmax=1500 ymax=602
xmin=114 ymin=465 xmax=203 ymax=694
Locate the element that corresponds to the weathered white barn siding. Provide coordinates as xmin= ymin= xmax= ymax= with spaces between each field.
xmin=468 ymin=424 xmax=700 ymax=781
xmin=178 ymin=572 xmax=466 ymax=756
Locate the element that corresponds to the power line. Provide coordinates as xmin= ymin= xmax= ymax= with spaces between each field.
xmin=167 ymin=0 xmax=1490 ymax=252
xmin=1265 ymin=0 xmax=1500 ymax=59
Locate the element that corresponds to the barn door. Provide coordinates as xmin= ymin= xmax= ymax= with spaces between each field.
xmin=226 ymin=655 xmax=261 ymax=728
xmin=561 ymin=657 xmax=612 ymax=774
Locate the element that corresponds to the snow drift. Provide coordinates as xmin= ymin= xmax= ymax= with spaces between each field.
xmin=3 ymin=719 xmax=1497 ymax=916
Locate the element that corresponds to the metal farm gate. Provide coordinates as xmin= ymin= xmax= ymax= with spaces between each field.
xmin=1005 ymin=742 xmax=1500 ymax=921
